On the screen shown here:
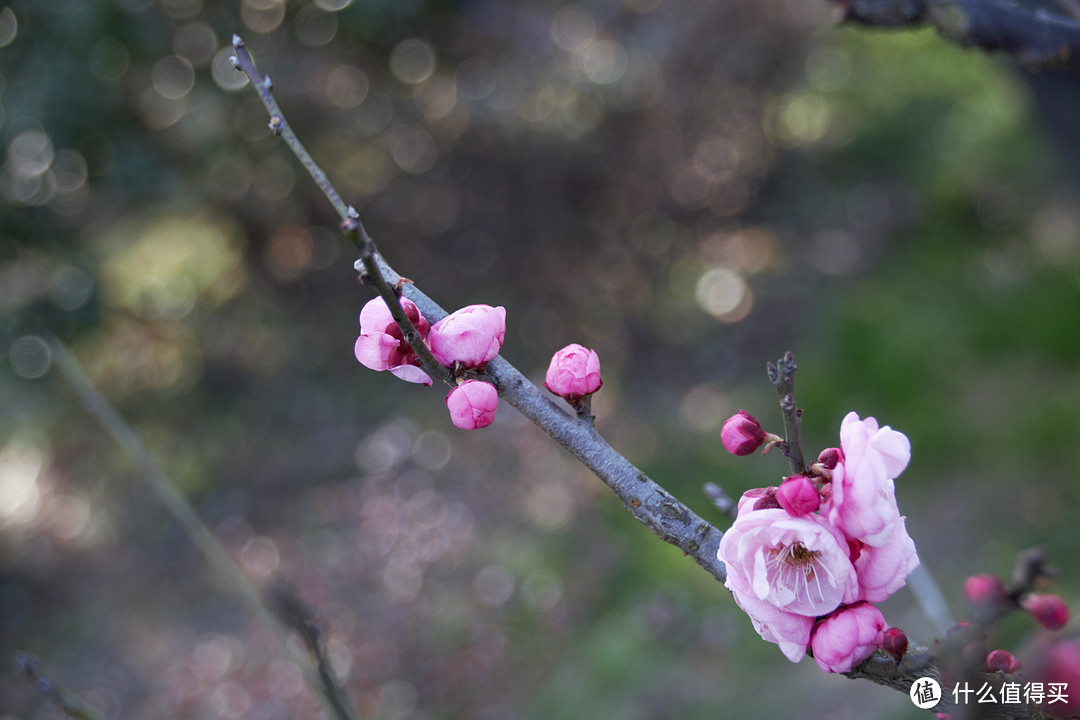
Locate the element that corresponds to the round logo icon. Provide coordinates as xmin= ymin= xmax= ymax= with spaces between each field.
xmin=910 ymin=677 xmax=942 ymax=709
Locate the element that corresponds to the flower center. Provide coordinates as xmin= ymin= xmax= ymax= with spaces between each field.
xmin=766 ymin=540 xmax=835 ymax=611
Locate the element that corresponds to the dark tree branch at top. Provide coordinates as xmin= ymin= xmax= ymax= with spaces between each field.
xmin=831 ymin=0 xmax=1080 ymax=70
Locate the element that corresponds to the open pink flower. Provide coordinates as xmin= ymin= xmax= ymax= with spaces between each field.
xmin=354 ymin=296 xmax=432 ymax=386
xmin=718 ymin=503 xmax=858 ymax=660
xmin=850 ymin=516 xmax=919 ymax=602
xmin=826 ymin=412 xmax=910 ymax=546
xmin=810 ymin=601 xmax=886 ymax=673
xmin=445 ymin=380 xmax=499 ymax=430
xmin=545 ymin=343 xmax=602 ymax=401
xmin=428 ymin=304 xmax=506 ymax=369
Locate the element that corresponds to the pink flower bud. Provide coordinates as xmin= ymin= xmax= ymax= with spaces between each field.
xmin=985 ymin=649 xmax=1022 ymax=673
xmin=428 ymin=304 xmax=506 ymax=369
xmin=445 ymin=380 xmax=499 ymax=430
xmin=810 ymin=602 xmax=887 ymax=673
xmin=544 ymin=343 xmax=603 ymax=401
xmin=776 ymin=475 xmax=820 ymax=517
xmin=963 ymin=574 xmax=1008 ymax=606
xmin=882 ymin=627 xmax=908 ymax=661
xmin=721 ymin=410 xmax=766 ymax=456
xmin=817 ymin=447 xmax=842 ymax=470
xmin=1022 ymin=594 xmax=1070 ymax=631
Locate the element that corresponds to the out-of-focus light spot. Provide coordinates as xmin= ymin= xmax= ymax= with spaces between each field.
xmin=411 ymin=430 xmax=451 ymax=471
xmin=50 ymin=266 xmax=94 ymax=310
xmin=455 ymin=57 xmax=495 ymax=101
xmin=266 ymin=223 xmax=314 ymax=281
xmin=379 ymin=681 xmax=418 ymax=720
xmin=160 ymin=0 xmax=202 ymax=20
xmin=669 ymin=164 xmax=709 ymax=209
xmin=153 ymin=55 xmax=195 ymax=99
xmin=336 ymin=144 xmax=391 ymax=197
xmin=525 ymin=479 xmax=574 ymax=530
xmin=325 ymin=65 xmax=368 ymax=108
xmin=207 ymin=151 xmax=252 ymax=201
xmin=389 ymin=125 xmax=438 ymax=175
xmin=766 ymin=92 xmax=832 ymax=147
xmin=810 ymin=228 xmax=860 ymax=275
xmin=98 ymin=214 xmax=247 ymax=319
xmin=51 ymin=148 xmax=87 ymax=193
xmin=383 ymin=561 xmax=423 ymax=602
xmin=49 ymin=493 xmax=91 ymax=542
xmin=0 ymin=7 xmax=17 ymax=48
xmin=699 ymin=228 xmax=779 ymax=275
xmin=452 ymin=231 xmax=496 ymax=276
xmin=355 ymin=422 xmax=414 ymax=475
xmin=9 ymin=128 xmax=53 ymax=175
xmin=267 ymin=661 xmax=305 ymax=699
xmin=193 ymin=635 xmax=239 ymax=681
xmin=89 ymin=38 xmax=129 ymax=81
xmin=414 ymin=74 xmax=457 ymax=121
xmin=173 ymin=22 xmax=217 ymax=67
xmin=806 ymin=45 xmax=851 ymax=92
xmin=522 ymin=572 xmax=562 ymax=612
xmin=693 ymin=137 xmax=739 ymax=182
xmin=314 ymin=0 xmax=352 ymax=9
xmin=412 ymin=185 xmax=459 ymax=236
xmin=581 ymin=39 xmax=628 ymax=85
xmin=211 ymin=47 xmax=249 ymax=91
xmin=140 ymin=87 xmax=188 ymax=129
xmin=295 ymin=5 xmax=337 ymax=47
xmin=677 ymin=383 xmax=729 ymax=433
xmin=251 ymin=154 xmax=295 ymax=202
xmin=241 ymin=0 xmax=285 ymax=34
xmin=389 ymin=38 xmax=437 ymax=85
xmin=473 ymin=565 xmax=514 ymax=608
xmin=0 ymin=441 xmax=44 ymax=527
xmin=695 ymin=266 xmax=752 ymax=322
xmin=551 ymin=6 xmax=596 ymax=52
xmin=1033 ymin=196 xmax=1080 ymax=264
xmin=209 ymin=681 xmax=250 ymax=720
xmin=240 ymin=536 xmax=280 ymax=578
xmin=9 ymin=335 xmax=51 ymax=379
xmin=326 ymin=636 xmax=354 ymax=681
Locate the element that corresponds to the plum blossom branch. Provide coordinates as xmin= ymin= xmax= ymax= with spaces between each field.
xmin=830 ymin=0 xmax=1080 ymax=69
xmin=767 ymin=351 xmax=807 ymax=475
xmin=229 ymin=35 xmax=728 ymax=584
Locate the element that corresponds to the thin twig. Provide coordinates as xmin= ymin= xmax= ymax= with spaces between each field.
xmin=16 ymin=652 xmax=107 ymax=720
xmin=47 ymin=338 xmax=360 ymax=720
xmin=229 ymin=34 xmax=729 ymax=583
xmin=767 ymin=352 xmax=806 ymax=475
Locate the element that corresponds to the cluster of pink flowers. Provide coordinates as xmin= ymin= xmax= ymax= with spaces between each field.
xmin=717 ymin=410 xmax=919 ymax=673
xmin=355 ymin=297 xmax=603 ymax=429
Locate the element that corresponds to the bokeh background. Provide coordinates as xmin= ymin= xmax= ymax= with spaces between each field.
xmin=2 ymin=0 xmax=1079 ymax=718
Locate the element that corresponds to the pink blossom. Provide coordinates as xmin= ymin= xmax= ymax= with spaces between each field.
xmin=428 ymin=304 xmax=506 ymax=369
xmin=850 ymin=516 xmax=919 ymax=602
xmin=354 ymin=296 xmax=432 ymax=386
xmin=720 ymin=410 xmax=767 ymax=456
xmin=445 ymin=380 xmax=499 ymax=430
xmin=963 ymin=574 xmax=1008 ymax=607
xmin=985 ymin=649 xmax=1022 ymax=674
xmin=1031 ymin=638 xmax=1080 ymax=717
xmin=718 ymin=505 xmax=858 ymax=655
xmin=776 ymin=475 xmax=820 ymax=517
xmin=826 ymin=412 xmax=910 ymax=546
xmin=810 ymin=601 xmax=886 ymax=673
xmin=545 ymin=343 xmax=602 ymax=400
xmin=1022 ymin=594 xmax=1070 ymax=631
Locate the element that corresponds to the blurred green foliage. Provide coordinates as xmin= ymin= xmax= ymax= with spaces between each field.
xmin=1 ymin=1 xmax=1079 ymax=719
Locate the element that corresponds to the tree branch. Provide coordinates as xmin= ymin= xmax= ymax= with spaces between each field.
xmin=831 ymin=0 xmax=1080 ymax=70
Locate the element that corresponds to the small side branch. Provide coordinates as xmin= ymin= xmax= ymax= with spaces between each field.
xmin=16 ymin=652 xmax=107 ymax=720
xmin=831 ymin=0 xmax=1080 ymax=70
xmin=768 ymin=352 xmax=807 ymax=475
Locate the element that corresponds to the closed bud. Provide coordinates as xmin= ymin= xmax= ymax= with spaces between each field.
xmin=963 ymin=574 xmax=1008 ymax=606
xmin=776 ymin=475 xmax=820 ymax=517
xmin=721 ymin=410 xmax=767 ymax=456
xmin=985 ymin=649 xmax=1022 ymax=674
xmin=1022 ymin=594 xmax=1070 ymax=631
xmin=882 ymin=627 xmax=908 ymax=661
xmin=445 ymin=380 xmax=499 ymax=430
xmin=544 ymin=343 xmax=602 ymax=401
